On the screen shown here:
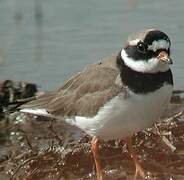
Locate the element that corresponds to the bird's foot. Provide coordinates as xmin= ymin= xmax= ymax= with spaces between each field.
xmin=134 ymin=160 xmax=145 ymax=180
xmin=91 ymin=137 xmax=104 ymax=180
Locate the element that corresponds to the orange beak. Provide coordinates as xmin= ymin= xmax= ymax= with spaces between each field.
xmin=157 ymin=51 xmax=173 ymax=64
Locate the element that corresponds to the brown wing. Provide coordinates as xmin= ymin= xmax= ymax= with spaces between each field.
xmin=21 ymin=54 xmax=123 ymax=117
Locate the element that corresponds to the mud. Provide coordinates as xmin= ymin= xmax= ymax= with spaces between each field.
xmin=0 ymin=87 xmax=184 ymax=180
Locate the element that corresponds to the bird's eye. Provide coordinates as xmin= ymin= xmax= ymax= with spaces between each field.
xmin=137 ymin=42 xmax=147 ymax=53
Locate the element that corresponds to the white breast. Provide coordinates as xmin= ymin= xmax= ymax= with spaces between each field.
xmin=67 ymin=84 xmax=173 ymax=140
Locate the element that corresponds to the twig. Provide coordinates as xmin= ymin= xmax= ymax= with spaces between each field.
xmin=11 ymin=156 xmax=38 ymax=179
xmin=24 ymin=134 xmax=33 ymax=151
xmin=154 ymin=124 xmax=176 ymax=152
xmin=7 ymin=96 xmax=36 ymax=105
xmin=173 ymin=89 xmax=184 ymax=95
xmin=165 ymin=110 xmax=184 ymax=122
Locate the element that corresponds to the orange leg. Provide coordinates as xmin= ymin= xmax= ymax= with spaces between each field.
xmin=126 ymin=137 xmax=145 ymax=180
xmin=91 ymin=137 xmax=104 ymax=180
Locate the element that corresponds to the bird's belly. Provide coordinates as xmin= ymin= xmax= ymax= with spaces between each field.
xmin=71 ymin=85 xmax=173 ymax=140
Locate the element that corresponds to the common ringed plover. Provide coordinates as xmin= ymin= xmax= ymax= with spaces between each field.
xmin=21 ymin=29 xmax=173 ymax=180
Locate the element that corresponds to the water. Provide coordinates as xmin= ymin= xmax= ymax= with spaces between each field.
xmin=0 ymin=0 xmax=183 ymax=90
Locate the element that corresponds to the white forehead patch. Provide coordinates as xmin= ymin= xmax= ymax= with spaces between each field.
xmin=121 ymin=49 xmax=169 ymax=73
xmin=148 ymin=40 xmax=170 ymax=52
xmin=128 ymin=39 xmax=140 ymax=46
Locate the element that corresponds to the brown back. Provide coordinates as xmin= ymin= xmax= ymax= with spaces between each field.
xmin=21 ymin=54 xmax=123 ymax=117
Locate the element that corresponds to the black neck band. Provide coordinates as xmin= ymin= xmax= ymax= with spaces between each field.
xmin=116 ymin=52 xmax=173 ymax=94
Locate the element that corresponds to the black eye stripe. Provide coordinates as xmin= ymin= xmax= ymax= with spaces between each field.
xmin=124 ymin=44 xmax=170 ymax=61
xmin=124 ymin=45 xmax=153 ymax=60
xmin=137 ymin=42 xmax=148 ymax=53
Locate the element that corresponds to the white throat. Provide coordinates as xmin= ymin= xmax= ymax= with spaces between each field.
xmin=121 ymin=49 xmax=170 ymax=73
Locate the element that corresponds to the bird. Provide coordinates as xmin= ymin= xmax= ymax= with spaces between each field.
xmin=20 ymin=29 xmax=173 ymax=180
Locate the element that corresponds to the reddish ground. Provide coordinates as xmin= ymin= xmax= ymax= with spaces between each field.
xmin=0 ymin=91 xmax=184 ymax=180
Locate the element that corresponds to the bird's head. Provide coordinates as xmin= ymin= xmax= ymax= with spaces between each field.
xmin=121 ymin=29 xmax=172 ymax=73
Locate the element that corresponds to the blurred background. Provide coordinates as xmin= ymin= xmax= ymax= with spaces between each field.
xmin=0 ymin=0 xmax=183 ymax=90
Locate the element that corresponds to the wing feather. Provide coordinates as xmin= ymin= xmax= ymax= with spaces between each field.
xmin=21 ymin=54 xmax=123 ymax=117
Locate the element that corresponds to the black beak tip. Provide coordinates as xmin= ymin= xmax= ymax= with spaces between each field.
xmin=168 ymin=58 xmax=173 ymax=64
